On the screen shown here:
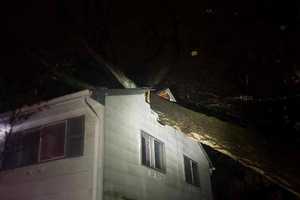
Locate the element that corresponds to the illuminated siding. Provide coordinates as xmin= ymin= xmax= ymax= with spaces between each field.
xmin=0 ymin=89 xmax=213 ymax=200
xmin=0 ymin=91 xmax=104 ymax=200
xmin=103 ymin=91 xmax=213 ymax=200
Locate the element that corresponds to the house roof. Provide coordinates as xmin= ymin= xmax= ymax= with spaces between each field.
xmin=156 ymin=88 xmax=177 ymax=102
xmin=0 ymin=90 xmax=91 ymax=123
xmin=0 ymin=88 xmax=157 ymax=121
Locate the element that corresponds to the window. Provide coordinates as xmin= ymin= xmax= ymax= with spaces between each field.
xmin=2 ymin=116 xmax=85 ymax=170
xmin=141 ymin=131 xmax=165 ymax=172
xmin=3 ymin=130 xmax=40 ymax=169
xmin=39 ymin=122 xmax=66 ymax=162
xmin=184 ymin=155 xmax=200 ymax=187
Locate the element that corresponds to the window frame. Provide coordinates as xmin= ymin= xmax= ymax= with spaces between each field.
xmin=183 ymin=155 xmax=200 ymax=187
xmin=19 ymin=128 xmax=41 ymax=166
xmin=2 ymin=115 xmax=85 ymax=170
xmin=38 ymin=120 xmax=68 ymax=163
xmin=3 ymin=128 xmax=40 ymax=169
xmin=140 ymin=131 xmax=166 ymax=173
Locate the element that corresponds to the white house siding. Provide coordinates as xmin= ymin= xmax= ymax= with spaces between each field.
xmin=103 ymin=91 xmax=213 ymax=200
xmin=0 ymin=94 xmax=104 ymax=200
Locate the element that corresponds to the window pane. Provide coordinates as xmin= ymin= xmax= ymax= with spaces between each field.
xmin=3 ymin=133 xmax=23 ymax=169
xmin=20 ymin=131 xmax=39 ymax=166
xmin=192 ymin=161 xmax=200 ymax=186
xmin=3 ymin=131 xmax=39 ymax=169
xmin=141 ymin=135 xmax=150 ymax=167
xmin=66 ymin=116 xmax=85 ymax=157
xmin=154 ymin=140 xmax=162 ymax=169
xmin=141 ymin=131 xmax=165 ymax=173
xmin=184 ymin=156 xmax=193 ymax=184
xmin=40 ymin=122 xmax=66 ymax=161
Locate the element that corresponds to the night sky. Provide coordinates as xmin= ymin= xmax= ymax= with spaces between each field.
xmin=2 ymin=0 xmax=300 ymax=199
xmin=3 ymin=0 xmax=300 ymax=129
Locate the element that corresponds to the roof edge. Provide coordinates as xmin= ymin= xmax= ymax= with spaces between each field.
xmin=104 ymin=88 xmax=153 ymax=96
xmin=0 ymin=90 xmax=91 ymax=122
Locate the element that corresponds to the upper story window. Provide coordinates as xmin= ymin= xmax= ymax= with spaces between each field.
xmin=39 ymin=122 xmax=66 ymax=162
xmin=2 ymin=116 xmax=85 ymax=170
xmin=184 ymin=155 xmax=200 ymax=187
xmin=141 ymin=131 xmax=165 ymax=172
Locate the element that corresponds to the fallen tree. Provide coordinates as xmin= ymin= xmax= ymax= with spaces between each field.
xmin=150 ymin=93 xmax=300 ymax=198
xmin=85 ymin=42 xmax=300 ymax=197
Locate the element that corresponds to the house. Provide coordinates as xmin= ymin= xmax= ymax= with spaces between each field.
xmin=0 ymin=88 xmax=214 ymax=200
xmin=156 ymin=88 xmax=177 ymax=102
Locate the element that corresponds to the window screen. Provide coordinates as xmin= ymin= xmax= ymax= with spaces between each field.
xmin=184 ymin=156 xmax=193 ymax=184
xmin=192 ymin=161 xmax=200 ymax=186
xmin=141 ymin=134 xmax=150 ymax=166
xmin=154 ymin=140 xmax=163 ymax=169
xmin=20 ymin=130 xmax=40 ymax=166
xmin=3 ymin=130 xmax=39 ymax=169
xmin=40 ymin=122 xmax=66 ymax=162
xmin=141 ymin=131 xmax=165 ymax=172
xmin=184 ymin=155 xmax=200 ymax=187
xmin=66 ymin=116 xmax=85 ymax=157
xmin=2 ymin=115 xmax=85 ymax=170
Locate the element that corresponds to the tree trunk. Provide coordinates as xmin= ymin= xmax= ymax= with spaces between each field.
xmin=150 ymin=93 xmax=300 ymax=198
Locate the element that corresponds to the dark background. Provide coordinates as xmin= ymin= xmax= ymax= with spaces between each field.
xmin=2 ymin=0 xmax=300 ymax=199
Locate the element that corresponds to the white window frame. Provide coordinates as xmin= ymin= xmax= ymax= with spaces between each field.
xmin=38 ymin=120 xmax=67 ymax=162
xmin=184 ymin=155 xmax=200 ymax=187
xmin=2 ymin=116 xmax=85 ymax=171
xmin=141 ymin=131 xmax=166 ymax=173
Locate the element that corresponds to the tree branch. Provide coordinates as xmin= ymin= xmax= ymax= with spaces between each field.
xmin=150 ymin=93 xmax=300 ymax=198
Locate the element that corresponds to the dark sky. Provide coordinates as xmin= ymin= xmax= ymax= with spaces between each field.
xmin=4 ymin=0 xmax=300 ymax=79
xmin=2 ymin=0 xmax=300 ymax=129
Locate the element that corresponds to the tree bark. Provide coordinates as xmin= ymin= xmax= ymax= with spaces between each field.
xmin=150 ymin=93 xmax=300 ymax=198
